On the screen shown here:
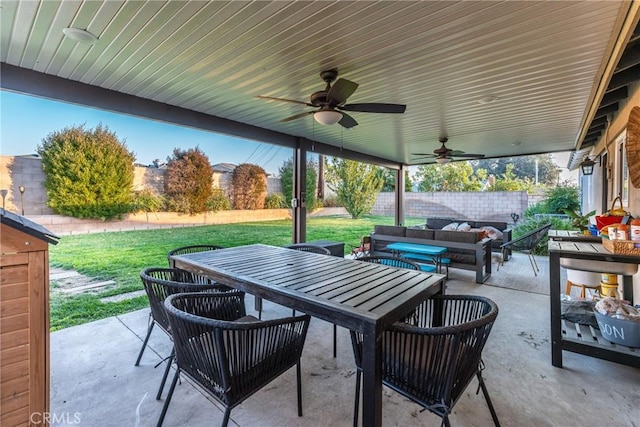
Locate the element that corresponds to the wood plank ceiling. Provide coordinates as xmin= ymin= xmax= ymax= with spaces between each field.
xmin=1 ymin=1 xmax=638 ymax=167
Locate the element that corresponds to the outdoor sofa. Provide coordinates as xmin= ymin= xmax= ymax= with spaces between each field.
xmin=424 ymin=217 xmax=512 ymax=260
xmin=369 ymin=225 xmax=492 ymax=283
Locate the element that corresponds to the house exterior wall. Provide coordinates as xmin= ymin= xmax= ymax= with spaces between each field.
xmin=582 ymin=80 xmax=640 ymax=302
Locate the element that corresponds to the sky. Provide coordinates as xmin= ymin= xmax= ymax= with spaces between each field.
xmin=0 ymin=91 xmax=292 ymax=175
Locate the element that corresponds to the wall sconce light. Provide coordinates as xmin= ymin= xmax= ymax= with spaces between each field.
xmin=580 ymin=157 xmax=600 ymax=176
xmin=18 ymin=185 xmax=25 ymax=215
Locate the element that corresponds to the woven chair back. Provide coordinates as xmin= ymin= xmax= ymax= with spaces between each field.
xmin=284 ymin=244 xmax=331 ymax=255
xmin=351 ymin=294 xmax=498 ymax=418
xmin=139 ymin=267 xmax=232 ymax=333
xmin=167 ymin=245 xmax=223 ymax=268
xmin=356 ymin=255 xmax=420 ymax=270
xmin=165 ymin=292 xmax=310 ymax=408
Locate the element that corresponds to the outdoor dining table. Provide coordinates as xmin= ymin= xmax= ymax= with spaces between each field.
xmin=170 ymin=243 xmax=447 ymax=427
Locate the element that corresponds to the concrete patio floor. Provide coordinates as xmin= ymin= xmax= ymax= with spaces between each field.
xmin=50 ymin=253 xmax=640 ymax=427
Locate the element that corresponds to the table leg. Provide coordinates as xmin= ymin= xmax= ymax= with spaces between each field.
xmin=360 ymin=322 xmax=382 ymax=427
xmin=623 ymin=275 xmax=634 ymax=305
xmin=549 ymin=252 xmax=563 ymax=368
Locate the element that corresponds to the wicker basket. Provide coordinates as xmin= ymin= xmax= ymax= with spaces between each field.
xmin=626 ymin=106 xmax=640 ymax=189
xmin=602 ymin=237 xmax=640 ymax=256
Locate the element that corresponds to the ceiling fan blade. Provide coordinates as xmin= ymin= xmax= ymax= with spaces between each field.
xmin=328 ymin=78 xmax=358 ymax=105
xmin=339 ymin=103 xmax=406 ymax=113
xmin=256 ymin=95 xmax=313 ymax=107
xmin=411 ymin=153 xmax=437 ymax=157
xmin=338 ymin=112 xmax=358 ymax=128
xmin=280 ymin=111 xmax=315 ymax=123
xmin=451 ymin=153 xmax=485 ymax=158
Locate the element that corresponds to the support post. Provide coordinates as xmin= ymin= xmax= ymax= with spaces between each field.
xmin=394 ymin=166 xmax=405 ymax=226
xmin=292 ymin=139 xmax=307 ymax=243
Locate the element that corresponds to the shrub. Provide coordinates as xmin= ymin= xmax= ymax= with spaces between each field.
xmin=511 ymin=217 xmax=572 ymax=255
xmin=231 ymin=163 xmax=267 ymax=210
xmin=524 ymin=201 xmax=549 ymax=218
xmin=165 ymin=147 xmax=213 ymax=214
xmin=207 ymin=188 xmax=231 ymax=212
xmin=37 ymin=123 xmax=135 ymax=220
xmin=264 ymin=193 xmax=286 ymax=209
xmin=131 ymin=189 xmax=164 ymax=213
xmin=544 ymin=185 xmax=580 ymax=214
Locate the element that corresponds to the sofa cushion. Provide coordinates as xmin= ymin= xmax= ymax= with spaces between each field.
xmin=374 ymin=225 xmax=407 ymax=237
xmin=434 ymin=230 xmax=482 ymax=244
xmin=406 ymin=228 xmax=435 ymax=240
xmin=474 ymin=221 xmax=508 ymax=231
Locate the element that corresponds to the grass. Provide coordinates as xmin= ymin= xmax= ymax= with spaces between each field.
xmin=49 ymin=215 xmax=423 ymax=331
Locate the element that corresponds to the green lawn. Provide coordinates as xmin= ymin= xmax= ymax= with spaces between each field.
xmin=49 ymin=215 xmax=423 ymax=330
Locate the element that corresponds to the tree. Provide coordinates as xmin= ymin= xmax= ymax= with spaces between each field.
xmin=414 ymin=162 xmax=485 ymax=192
xmin=473 ymin=154 xmax=559 ymax=186
xmin=37 ymin=123 xmax=135 ymax=219
xmin=278 ymin=158 xmax=318 ymax=209
xmin=325 ymin=158 xmax=384 ymax=219
xmin=165 ymin=147 xmax=213 ymax=214
xmin=381 ymin=169 xmax=413 ymax=192
xmin=231 ymin=163 xmax=267 ymax=209
xmin=487 ymin=164 xmax=534 ymax=192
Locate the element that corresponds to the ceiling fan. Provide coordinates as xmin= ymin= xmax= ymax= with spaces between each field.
xmin=412 ymin=137 xmax=485 ymax=164
xmin=257 ymin=69 xmax=406 ymax=128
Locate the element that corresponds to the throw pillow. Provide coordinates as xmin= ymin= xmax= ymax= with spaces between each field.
xmin=442 ymin=222 xmax=459 ymax=231
xmin=457 ymin=222 xmax=471 ymax=231
xmin=480 ymin=226 xmax=503 ymax=240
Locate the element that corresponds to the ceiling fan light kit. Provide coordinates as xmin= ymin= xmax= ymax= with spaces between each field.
xmin=435 ymin=157 xmax=451 ymax=164
xmin=62 ymin=28 xmax=98 ymax=44
xmin=314 ymin=110 xmax=343 ymax=125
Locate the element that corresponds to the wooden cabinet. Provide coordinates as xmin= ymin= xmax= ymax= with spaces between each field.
xmin=1 ymin=210 xmax=58 ymax=426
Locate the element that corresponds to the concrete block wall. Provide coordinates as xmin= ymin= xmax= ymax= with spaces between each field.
xmin=29 ymin=209 xmax=293 ymax=236
xmin=1 ymin=155 xmax=284 ymax=214
xmin=372 ymin=191 xmax=529 ymax=223
xmin=0 ymin=156 xmax=54 ymax=215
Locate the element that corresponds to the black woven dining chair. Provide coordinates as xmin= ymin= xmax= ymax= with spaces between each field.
xmin=283 ymin=243 xmax=332 ymax=255
xmin=134 ymin=267 xmax=236 ymax=400
xmin=167 ymin=244 xmax=223 ymax=268
xmin=356 ymin=255 xmax=421 ymax=270
xmin=350 ymin=294 xmax=500 ymax=427
xmin=158 ymin=292 xmax=311 ymax=427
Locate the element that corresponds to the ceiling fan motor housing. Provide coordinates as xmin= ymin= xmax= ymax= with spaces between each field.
xmin=310 ymin=91 xmax=330 ymax=106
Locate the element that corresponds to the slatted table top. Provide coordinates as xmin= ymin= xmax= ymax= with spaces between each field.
xmin=171 ymin=243 xmax=446 ymax=330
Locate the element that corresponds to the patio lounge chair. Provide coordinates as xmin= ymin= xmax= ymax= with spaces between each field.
xmin=350 ymin=294 xmax=500 ymax=427
xmin=159 ymin=292 xmax=311 ymax=427
xmin=498 ymin=223 xmax=552 ymax=276
xmin=135 ymin=267 xmax=235 ymax=400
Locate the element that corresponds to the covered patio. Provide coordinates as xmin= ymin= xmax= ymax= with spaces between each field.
xmin=2 ymin=2 xmax=640 ymax=426
xmin=50 ymin=253 xmax=639 ymax=427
